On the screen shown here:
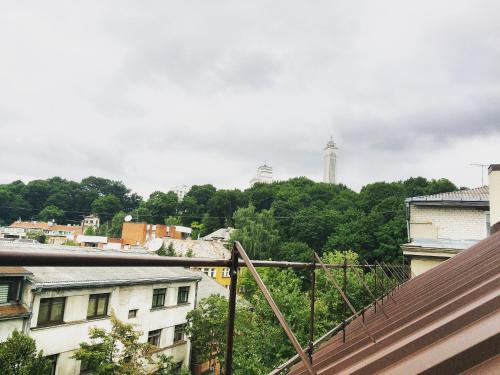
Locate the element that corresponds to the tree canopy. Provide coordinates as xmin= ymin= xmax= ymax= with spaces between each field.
xmin=0 ymin=175 xmax=458 ymax=262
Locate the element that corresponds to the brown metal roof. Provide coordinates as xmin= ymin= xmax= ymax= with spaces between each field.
xmin=0 ymin=304 xmax=29 ymax=318
xmin=289 ymin=231 xmax=500 ymax=375
xmin=0 ymin=266 xmax=32 ymax=276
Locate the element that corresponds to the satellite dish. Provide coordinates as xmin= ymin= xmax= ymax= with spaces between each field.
xmin=148 ymin=238 xmax=164 ymax=252
xmin=124 ymin=215 xmax=133 ymax=222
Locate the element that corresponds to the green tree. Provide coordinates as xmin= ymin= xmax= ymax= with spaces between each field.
xmin=164 ymin=216 xmax=181 ymax=226
xmin=91 ymin=194 xmax=122 ymax=222
xmin=130 ymin=205 xmax=153 ymax=223
xmin=38 ymin=205 xmax=64 ymax=223
xmin=206 ymin=190 xmax=247 ymax=232
xmin=231 ymin=206 xmax=280 ymax=260
xmin=109 ymin=211 xmax=127 ymax=238
xmin=72 ymin=315 xmax=155 ymax=375
xmin=21 ymin=180 xmax=51 ymax=211
xmin=186 ymin=295 xmax=228 ymax=369
xmin=190 ymin=221 xmax=204 ymax=240
xmin=157 ymin=243 xmax=176 ymax=257
xmin=146 ymin=192 xmax=178 ymax=223
xmin=0 ymin=330 xmax=52 ymax=375
xmin=84 ymin=226 xmax=96 ymax=235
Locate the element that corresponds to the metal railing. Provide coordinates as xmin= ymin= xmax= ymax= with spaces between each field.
xmin=0 ymin=243 xmax=410 ymax=375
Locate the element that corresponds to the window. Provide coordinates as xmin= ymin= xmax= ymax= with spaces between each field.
xmin=37 ymin=297 xmax=65 ymax=326
xmin=46 ymin=354 xmax=58 ymax=375
xmin=174 ymin=324 xmax=185 ymax=343
xmin=148 ymin=329 xmax=161 ymax=346
xmin=0 ymin=279 xmax=20 ymax=304
xmin=87 ymin=293 xmax=109 ymax=319
xmin=222 ymin=268 xmax=230 ymax=278
xmin=128 ymin=309 xmax=138 ymax=318
xmin=177 ymin=287 xmax=189 ymax=304
xmin=152 ymin=288 xmax=166 ymax=308
xmin=201 ymin=268 xmax=216 ymax=278
xmin=0 ymin=284 xmax=9 ymax=304
xmin=80 ymin=358 xmax=94 ymax=374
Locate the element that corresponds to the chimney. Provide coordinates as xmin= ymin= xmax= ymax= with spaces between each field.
xmin=488 ymin=164 xmax=500 ymax=234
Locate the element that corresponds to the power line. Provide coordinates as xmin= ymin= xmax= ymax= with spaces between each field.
xmin=0 ymin=205 xmax=403 ymax=221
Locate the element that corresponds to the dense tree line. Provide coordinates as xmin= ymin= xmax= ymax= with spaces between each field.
xmin=0 ymin=175 xmax=457 ymax=261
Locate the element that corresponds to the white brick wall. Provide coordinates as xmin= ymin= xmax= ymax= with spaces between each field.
xmin=410 ymin=206 xmax=489 ymax=241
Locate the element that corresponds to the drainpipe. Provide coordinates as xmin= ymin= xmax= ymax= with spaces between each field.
xmin=405 ymin=200 xmax=411 ymax=242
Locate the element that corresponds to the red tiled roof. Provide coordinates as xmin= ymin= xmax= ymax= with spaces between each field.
xmin=9 ymin=221 xmax=50 ymax=230
xmin=289 ymin=231 xmax=500 ymax=375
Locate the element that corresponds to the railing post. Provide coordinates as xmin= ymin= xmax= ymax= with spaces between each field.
xmin=342 ymin=256 xmax=347 ymax=343
xmin=308 ymin=255 xmax=316 ymax=363
xmin=362 ymin=265 xmax=365 ymax=322
xmin=224 ymin=245 xmax=239 ymax=375
xmin=374 ymin=264 xmax=378 ymax=310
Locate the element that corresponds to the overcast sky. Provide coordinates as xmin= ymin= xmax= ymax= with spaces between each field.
xmin=1 ymin=1 xmax=499 ymax=197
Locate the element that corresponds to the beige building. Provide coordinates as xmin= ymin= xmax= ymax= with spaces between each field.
xmin=402 ymin=186 xmax=490 ymax=276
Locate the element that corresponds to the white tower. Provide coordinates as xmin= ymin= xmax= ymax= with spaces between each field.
xmin=323 ymin=138 xmax=337 ymax=183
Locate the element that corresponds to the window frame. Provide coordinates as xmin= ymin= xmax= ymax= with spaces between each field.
xmin=173 ymin=324 xmax=185 ymax=343
xmin=148 ymin=329 xmax=162 ymax=347
xmin=87 ymin=293 xmax=110 ymax=319
xmin=0 ymin=283 xmax=10 ymax=304
xmin=37 ymin=297 xmax=66 ymax=327
xmin=46 ymin=354 xmax=58 ymax=375
xmin=128 ymin=309 xmax=138 ymax=319
xmin=177 ymin=286 xmax=190 ymax=305
xmin=152 ymin=288 xmax=167 ymax=308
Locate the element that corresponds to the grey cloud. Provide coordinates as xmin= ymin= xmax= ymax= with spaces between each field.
xmin=1 ymin=1 xmax=500 ymax=194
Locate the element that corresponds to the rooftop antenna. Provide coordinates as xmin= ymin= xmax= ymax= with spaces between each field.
xmin=469 ymin=163 xmax=489 ymax=186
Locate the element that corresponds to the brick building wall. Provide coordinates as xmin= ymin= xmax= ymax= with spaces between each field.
xmin=410 ymin=206 xmax=489 ymax=241
xmin=122 ymin=222 xmax=147 ymax=246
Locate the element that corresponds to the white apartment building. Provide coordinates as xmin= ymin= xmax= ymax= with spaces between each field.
xmin=402 ymin=186 xmax=490 ymax=276
xmin=250 ymin=164 xmax=273 ymax=186
xmin=0 ymin=245 xmax=201 ymax=375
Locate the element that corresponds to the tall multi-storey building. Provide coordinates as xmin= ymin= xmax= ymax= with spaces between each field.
xmin=250 ymin=164 xmax=273 ymax=186
xmin=323 ymin=138 xmax=337 ymax=184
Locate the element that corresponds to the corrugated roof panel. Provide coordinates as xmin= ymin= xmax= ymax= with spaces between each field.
xmin=406 ymin=186 xmax=489 ymax=203
xmin=288 ymin=231 xmax=500 ymax=375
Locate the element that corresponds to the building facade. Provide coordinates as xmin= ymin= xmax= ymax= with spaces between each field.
xmin=0 ymin=257 xmax=201 ymax=375
xmin=122 ymin=222 xmax=168 ymax=247
xmin=250 ymin=164 xmax=273 ymax=186
xmin=402 ymin=186 xmax=490 ymax=276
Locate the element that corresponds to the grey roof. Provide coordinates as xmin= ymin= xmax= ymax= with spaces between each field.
xmin=163 ymin=239 xmax=230 ymax=259
xmin=406 ymin=186 xmax=489 ymax=205
xmin=402 ymin=238 xmax=480 ymax=254
xmin=202 ymin=227 xmax=234 ymax=241
xmin=0 ymin=242 xmax=201 ymax=290
xmin=26 ymin=266 xmax=201 ymax=290
xmin=194 ymin=271 xmax=229 ymax=303
xmin=0 ymin=241 xmax=149 ymax=254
